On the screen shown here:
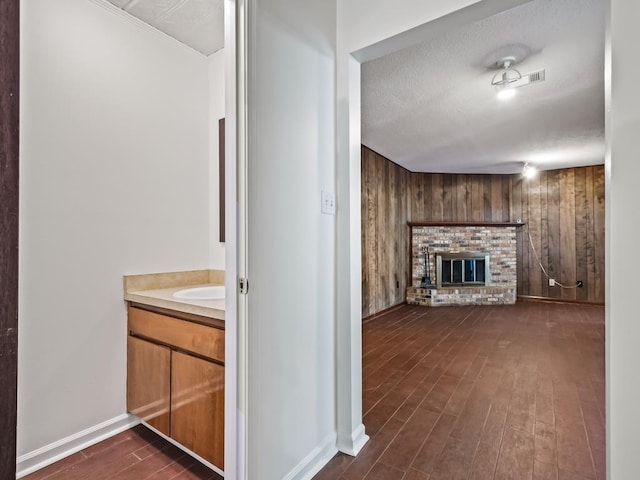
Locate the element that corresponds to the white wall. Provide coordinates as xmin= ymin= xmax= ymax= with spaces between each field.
xmin=209 ymin=49 xmax=226 ymax=269
xmin=245 ymin=0 xmax=338 ymax=478
xmin=18 ymin=0 xmax=210 ymax=457
xmin=607 ymin=1 xmax=640 ymax=477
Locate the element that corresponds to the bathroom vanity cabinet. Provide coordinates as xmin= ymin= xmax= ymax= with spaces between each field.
xmin=127 ymin=306 xmax=224 ymax=470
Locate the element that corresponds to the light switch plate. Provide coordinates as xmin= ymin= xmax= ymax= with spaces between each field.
xmin=321 ymin=190 xmax=336 ymax=215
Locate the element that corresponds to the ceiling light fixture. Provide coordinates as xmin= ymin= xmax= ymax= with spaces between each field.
xmin=492 ymin=56 xmax=522 ymax=100
xmin=522 ymin=163 xmax=537 ymax=179
xmin=496 ymin=87 xmax=517 ymax=101
xmin=491 ymin=56 xmax=522 ymax=87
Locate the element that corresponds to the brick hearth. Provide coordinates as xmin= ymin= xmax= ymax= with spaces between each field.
xmin=407 ymin=225 xmax=518 ymax=306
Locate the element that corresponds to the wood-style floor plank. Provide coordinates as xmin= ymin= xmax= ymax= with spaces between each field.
xmin=27 ymin=302 xmax=605 ymax=480
xmin=315 ymin=301 xmax=605 ymax=480
xmin=23 ymin=425 xmax=222 ymax=480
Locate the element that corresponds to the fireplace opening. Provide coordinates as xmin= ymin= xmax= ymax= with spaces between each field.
xmin=436 ymin=252 xmax=490 ymax=288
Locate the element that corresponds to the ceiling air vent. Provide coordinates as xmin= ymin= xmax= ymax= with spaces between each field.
xmin=527 ymin=69 xmax=545 ymax=83
xmin=513 ymin=69 xmax=546 ymax=87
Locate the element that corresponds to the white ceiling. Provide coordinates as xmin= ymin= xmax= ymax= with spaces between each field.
xmin=361 ymin=0 xmax=606 ymax=174
xmin=106 ymin=0 xmax=224 ymax=56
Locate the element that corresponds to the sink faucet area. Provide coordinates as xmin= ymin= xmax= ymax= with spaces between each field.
xmin=123 ymin=270 xmax=225 ymax=321
xmin=173 ymin=285 xmax=225 ymax=300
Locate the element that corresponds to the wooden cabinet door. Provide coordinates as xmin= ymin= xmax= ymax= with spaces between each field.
xmin=171 ymin=351 xmax=224 ymax=469
xmin=127 ymin=336 xmax=171 ymax=435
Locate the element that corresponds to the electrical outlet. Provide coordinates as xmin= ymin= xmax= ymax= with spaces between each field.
xmin=577 ymin=280 xmax=583 ymax=288
xmin=321 ymin=190 xmax=336 ymax=215
xmin=548 ymin=278 xmax=556 ymax=287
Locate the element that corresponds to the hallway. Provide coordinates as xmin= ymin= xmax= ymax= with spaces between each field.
xmin=315 ymin=301 xmax=605 ymax=480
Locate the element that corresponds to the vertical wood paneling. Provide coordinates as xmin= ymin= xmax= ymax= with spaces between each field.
xmin=465 ymin=175 xmax=474 ymax=221
xmin=361 ymin=145 xmax=605 ymax=313
xmin=559 ymin=169 xmax=577 ymax=300
xmin=432 ymin=173 xmax=444 ymax=221
xmin=510 ymin=178 xmax=523 ymax=295
xmin=400 ymin=167 xmax=409 ymax=296
xmin=361 ymin=147 xmax=410 ymax=316
xmin=585 ymin=167 xmax=596 ymax=302
xmin=443 ymin=174 xmax=454 ymax=222
xmin=483 ymin=176 xmax=492 ymax=221
xmin=546 ymin=170 xmax=561 ymax=299
xmin=412 ymin=173 xmax=423 ymax=222
xmin=361 ymin=147 xmax=376 ymax=315
xmin=593 ymin=166 xmax=605 ymax=302
xmin=424 ymin=167 xmax=603 ymax=304
xmin=528 ymin=174 xmax=542 ymax=296
xmin=491 ymin=176 xmax=503 ymax=221
xmin=520 ymin=178 xmax=530 ymax=295
xmin=514 ymin=167 xmax=603 ymax=303
xmin=377 ymin=156 xmax=389 ymax=307
xmin=456 ymin=174 xmax=468 ymax=220
xmin=0 ymin=2 xmax=19 ymax=478
xmin=539 ymin=171 xmax=550 ymax=298
xmin=502 ymin=176 xmax=511 ymax=221
xmin=388 ymin=159 xmax=398 ymax=306
xmin=423 ymin=173 xmax=433 ymax=221
xmin=574 ymin=168 xmax=589 ymax=302
xmin=471 ymin=175 xmax=484 ymax=221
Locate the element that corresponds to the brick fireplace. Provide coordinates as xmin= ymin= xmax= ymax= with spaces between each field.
xmin=406 ymin=223 xmax=519 ymax=306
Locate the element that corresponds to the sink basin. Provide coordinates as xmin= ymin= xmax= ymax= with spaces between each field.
xmin=173 ymin=286 xmax=225 ymax=301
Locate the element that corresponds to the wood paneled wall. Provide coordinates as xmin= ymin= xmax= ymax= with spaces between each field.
xmin=361 ymin=147 xmax=410 ymax=318
xmin=409 ymin=172 xmax=511 ymax=223
xmin=0 ymin=1 xmax=20 ymax=478
xmin=361 ymin=146 xmax=605 ymax=316
xmin=511 ymin=166 xmax=605 ymax=303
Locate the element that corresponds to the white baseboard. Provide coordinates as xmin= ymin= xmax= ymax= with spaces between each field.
xmin=283 ymin=432 xmax=338 ymax=480
xmin=337 ymin=423 xmax=369 ymax=456
xmin=16 ymin=413 xmax=140 ymax=478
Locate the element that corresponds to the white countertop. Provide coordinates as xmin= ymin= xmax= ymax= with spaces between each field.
xmin=125 ymin=284 xmax=225 ymax=320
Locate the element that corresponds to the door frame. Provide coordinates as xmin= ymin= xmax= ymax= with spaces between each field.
xmin=0 ymin=0 xmax=20 ymax=478
xmin=5 ymin=3 xmax=242 ymax=478
xmin=336 ymin=0 xmax=539 ymax=458
xmin=224 ymin=0 xmax=249 ymax=478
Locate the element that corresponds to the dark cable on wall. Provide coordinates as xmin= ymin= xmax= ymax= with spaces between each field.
xmin=525 ymin=228 xmax=580 ymax=289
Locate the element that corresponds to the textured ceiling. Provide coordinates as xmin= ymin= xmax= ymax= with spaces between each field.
xmin=361 ymin=0 xmax=605 ymax=174
xmin=106 ymin=0 xmax=224 ymax=56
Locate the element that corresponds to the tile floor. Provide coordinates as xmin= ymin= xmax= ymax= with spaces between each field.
xmin=23 ymin=425 xmax=222 ymax=480
xmin=25 ymin=301 xmax=604 ymax=480
xmin=313 ymin=301 xmax=605 ymax=480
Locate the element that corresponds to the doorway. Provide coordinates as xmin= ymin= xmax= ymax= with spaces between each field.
xmin=336 ymin=0 xmax=607 ymax=476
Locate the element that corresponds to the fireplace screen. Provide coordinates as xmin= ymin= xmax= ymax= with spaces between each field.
xmin=436 ymin=252 xmax=490 ymax=288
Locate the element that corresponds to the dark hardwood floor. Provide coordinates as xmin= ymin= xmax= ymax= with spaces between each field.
xmin=315 ymin=301 xmax=605 ymax=480
xmin=24 ymin=425 xmax=222 ymax=480
xmin=26 ymin=301 xmax=604 ymax=480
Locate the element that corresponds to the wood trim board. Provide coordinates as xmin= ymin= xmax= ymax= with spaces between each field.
xmin=0 ymin=1 xmax=20 ymax=478
xmin=408 ymin=221 xmax=525 ymax=227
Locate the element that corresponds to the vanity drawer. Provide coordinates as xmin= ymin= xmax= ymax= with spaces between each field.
xmin=128 ymin=307 xmax=224 ymax=363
